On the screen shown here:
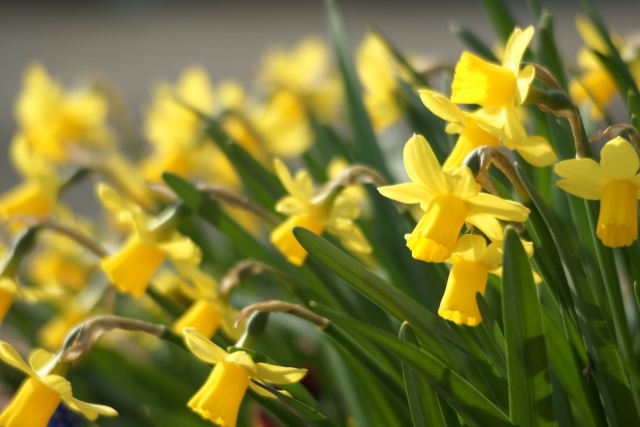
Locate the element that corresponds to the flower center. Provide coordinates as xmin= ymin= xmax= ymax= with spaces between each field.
xmin=451 ymin=52 xmax=516 ymax=108
xmin=189 ymin=362 xmax=250 ymax=427
xmin=406 ymin=195 xmax=467 ymax=263
xmin=438 ymin=260 xmax=489 ymax=326
xmin=597 ymin=180 xmax=638 ymax=247
xmin=0 ymin=377 xmax=62 ymax=427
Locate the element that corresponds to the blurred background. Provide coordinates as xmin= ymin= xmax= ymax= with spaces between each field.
xmin=2 ymin=0 xmax=639 ymax=164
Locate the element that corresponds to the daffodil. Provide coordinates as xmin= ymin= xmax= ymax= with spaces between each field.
xmin=271 ymin=160 xmax=371 ymax=266
xmin=183 ymin=327 xmax=307 ymax=427
xmin=419 ymin=89 xmax=556 ymax=167
xmin=0 ymin=342 xmax=117 ymax=426
xmin=357 ymin=32 xmax=402 ymax=131
xmin=98 ymin=184 xmax=201 ymax=298
xmin=451 ymin=26 xmax=536 ymax=147
xmin=378 ymin=134 xmax=530 ymax=263
xmin=555 ymin=136 xmax=640 ymax=247
xmin=0 ymin=277 xmax=18 ymax=327
xmin=13 ymin=63 xmax=114 ymax=164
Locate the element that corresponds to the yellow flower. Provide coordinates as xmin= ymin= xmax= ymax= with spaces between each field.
xmin=357 ymin=33 xmax=402 ymax=131
xmin=98 ymin=184 xmax=201 ymax=298
xmin=440 ymin=235 xmax=503 ymax=326
xmin=37 ymin=302 xmax=87 ymax=351
xmin=13 ymin=63 xmax=114 ymax=164
xmin=0 ymin=278 xmax=18 ymax=328
xmin=451 ymin=27 xmax=536 ymax=147
xmin=271 ymin=160 xmax=371 ymax=266
xmin=554 ymin=136 xmax=640 ymax=247
xmin=419 ymin=89 xmax=556 ymax=167
xmin=0 ymin=180 xmax=56 ymax=226
xmin=378 ymin=134 xmax=530 ymax=263
xmin=183 ymin=327 xmax=307 ymax=427
xmin=0 ymin=342 xmax=117 ymax=426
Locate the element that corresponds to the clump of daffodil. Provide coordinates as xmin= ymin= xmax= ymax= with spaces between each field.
xmin=142 ymin=66 xmax=239 ymax=188
xmin=258 ymin=37 xmax=343 ymax=123
xmin=378 ymin=134 xmax=530 ymax=263
xmin=0 ymin=342 xmax=117 ymax=426
xmin=183 ymin=327 xmax=307 ymax=427
xmin=170 ymin=263 xmax=242 ymax=341
xmin=271 ymin=159 xmax=371 ymax=266
xmin=555 ymin=136 xmax=640 ymax=247
xmin=98 ymin=183 xmax=201 ymax=298
xmin=419 ymin=89 xmax=556 ymax=167
xmin=357 ymin=32 xmax=402 ymax=131
xmin=451 ymin=26 xmax=538 ymax=147
xmin=12 ymin=63 xmax=114 ymax=165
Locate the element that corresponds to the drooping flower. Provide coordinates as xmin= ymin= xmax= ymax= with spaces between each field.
xmin=451 ymin=26 xmax=537 ymax=147
xmin=98 ymin=184 xmax=201 ymax=298
xmin=378 ymin=134 xmax=530 ymax=263
xmin=0 ymin=342 xmax=117 ymax=426
xmin=271 ymin=160 xmax=371 ymax=266
xmin=183 ymin=327 xmax=307 ymax=427
xmin=419 ymin=89 xmax=556 ymax=167
xmin=554 ymin=136 xmax=640 ymax=247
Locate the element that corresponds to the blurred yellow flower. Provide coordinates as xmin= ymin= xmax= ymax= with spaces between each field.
xmin=271 ymin=160 xmax=371 ymax=266
xmin=13 ymin=63 xmax=114 ymax=164
xmin=0 ymin=278 xmax=18 ymax=328
xmin=555 ymin=136 xmax=640 ymax=247
xmin=378 ymin=134 xmax=529 ymax=262
xmin=0 ymin=342 xmax=117 ymax=426
xmin=451 ymin=27 xmax=536 ymax=147
xmin=183 ymin=327 xmax=307 ymax=427
xmin=419 ymin=89 xmax=556 ymax=167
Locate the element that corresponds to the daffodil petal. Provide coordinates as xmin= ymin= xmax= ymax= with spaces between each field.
xmin=445 ymin=167 xmax=477 ymax=199
xmin=68 ymin=398 xmax=118 ymax=421
xmin=377 ymin=182 xmax=432 ymax=205
xmin=249 ymin=380 xmax=278 ymax=398
xmin=275 ymin=195 xmax=308 ymax=216
xmin=465 ymin=213 xmax=503 ymax=242
xmin=600 ymin=137 xmax=640 ymax=180
xmin=450 ymin=234 xmax=487 ymax=262
xmin=480 ymin=242 xmax=503 ymax=269
xmin=554 ymin=158 xmax=606 ymax=199
xmin=256 ymin=363 xmax=308 ymax=384
xmin=502 ymin=26 xmax=534 ymax=72
xmin=419 ymin=90 xmax=468 ymax=124
xmin=466 ymin=193 xmax=530 ymax=222
xmin=274 ymin=159 xmax=304 ymax=200
xmin=183 ymin=327 xmax=228 ymax=364
xmin=158 ymin=235 xmax=202 ymax=264
xmin=226 ymin=351 xmax=257 ymax=375
xmin=40 ymin=375 xmax=72 ymax=400
xmin=515 ymin=65 xmax=535 ymax=104
xmin=514 ymin=136 xmax=557 ymax=167
xmin=404 ymin=134 xmax=447 ymax=194
xmin=631 ymin=174 xmax=640 ymax=197
xmin=294 ymin=170 xmax=314 ymax=201
xmin=502 ymin=104 xmax=527 ymax=144
xmin=0 ymin=342 xmax=34 ymax=376
xmin=29 ymin=348 xmax=57 ymax=374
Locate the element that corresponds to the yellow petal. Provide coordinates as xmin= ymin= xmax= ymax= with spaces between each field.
xmin=465 ymin=212 xmax=506 ymax=242
xmin=632 ymin=174 xmax=640 ymax=197
xmin=0 ymin=342 xmax=34 ymax=376
xmin=502 ymin=26 xmax=535 ymax=73
xmin=68 ymin=398 xmax=118 ymax=421
xmin=445 ymin=167 xmax=477 ymax=200
xmin=514 ymin=136 xmax=557 ymax=167
xmin=157 ymin=235 xmax=202 ymax=264
xmin=466 ymin=193 xmax=530 ymax=222
xmin=600 ymin=137 xmax=640 ymax=180
xmin=226 ymin=351 xmax=257 ymax=376
xmin=480 ymin=242 xmax=504 ymax=269
xmin=404 ymin=134 xmax=446 ymax=194
xmin=29 ymin=348 xmax=56 ymax=374
xmin=377 ymin=182 xmax=432 ymax=205
xmin=418 ymin=90 xmax=468 ymax=124
xmin=40 ymin=375 xmax=72 ymax=401
xmin=274 ymin=159 xmax=303 ymax=200
xmin=448 ymin=234 xmax=488 ymax=263
xmin=256 ymin=363 xmax=307 ymax=384
xmin=515 ymin=64 xmax=536 ymax=104
xmin=248 ymin=380 xmax=278 ymax=398
xmin=294 ymin=170 xmax=314 ymax=201
xmin=554 ymin=158 xmax=607 ymax=199
xmin=502 ymin=104 xmax=527 ymax=145
xmin=183 ymin=327 xmax=228 ymax=364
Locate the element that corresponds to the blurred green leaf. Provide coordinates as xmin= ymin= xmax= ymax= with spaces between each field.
xmin=449 ymin=23 xmax=499 ymax=62
xmin=481 ymin=0 xmax=517 ymax=43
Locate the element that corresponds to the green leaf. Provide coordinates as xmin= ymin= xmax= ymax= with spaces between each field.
xmin=535 ymin=11 xmax=568 ymax=91
xmin=326 ymin=0 xmax=391 ymax=179
xmin=312 ymin=303 xmax=515 ymax=427
xmin=516 ymin=164 xmax=640 ymax=426
xmin=481 ymin=0 xmax=517 ymax=43
xmin=449 ymin=23 xmax=499 ymax=62
xmin=400 ymin=322 xmax=447 ymax=427
xmin=501 ymin=226 xmax=554 ymax=426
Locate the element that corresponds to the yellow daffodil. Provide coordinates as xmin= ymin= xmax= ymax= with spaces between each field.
xmin=13 ymin=63 xmax=114 ymax=164
xmin=0 ymin=342 xmax=117 ymax=426
xmin=555 ymin=136 xmax=640 ymax=247
xmin=258 ymin=37 xmax=342 ymax=123
xmin=357 ymin=32 xmax=402 ymax=131
xmin=378 ymin=134 xmax=530 ymax=262
xmin=183 ymin=327 xmax=307 ymax=427
xmin=38 ymin=305 xmax=86 ymax=351
xmin=0 ymin=278 xmax=18 ymax=327
xmin=419 ymin=89 xmax=556 ymax=167
xmin=271 ymin=160 xmax=371 ymax=266
xmin=451 ymin=26 xmax=536 ymax=147
xmin=98 ymin=184 xmax=201 ymax=298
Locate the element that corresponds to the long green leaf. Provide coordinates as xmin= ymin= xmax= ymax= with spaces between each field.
xmin=501 ymin=226 xmax=554 ymax=426
xmin=400 ymin=322 xmax=447 ymax=427
xmin=312 ymin=303 xmax=515 ymax=427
